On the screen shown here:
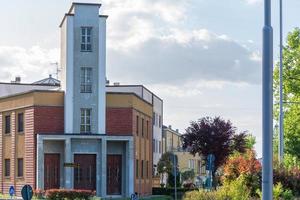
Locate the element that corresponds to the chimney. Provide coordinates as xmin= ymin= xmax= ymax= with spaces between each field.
xmin=168 ymin=125 xmax=172 ymax=129
xmin=113 ymin=82 xmax=120 ymax=86
xmin=176 ymin=129 xmax=179 ymax=133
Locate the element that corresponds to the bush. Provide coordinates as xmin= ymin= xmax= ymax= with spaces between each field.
xmin=256 ymin=182 xmax=294 ymax=200
xmin=168 ymin=172 xmax=181 ymax=188
xmin=45 ymin=189 xmax=95 ymax=200
xmin=274 ymin=165 xmax=300 ymax=196
xmin=183 ymin=176 xmax=250 ymax=200
xmin=153 ymin=187 xmax=197 ymax=200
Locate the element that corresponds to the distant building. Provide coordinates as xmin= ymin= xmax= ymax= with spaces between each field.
xmin=162 ymin=125 xmax=205 ymax=177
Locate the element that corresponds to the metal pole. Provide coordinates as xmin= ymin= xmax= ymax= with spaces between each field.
xmin=173 ymin=152 xmax=177 ymax=200
xmin=279 ymin=0 xmax=284 ymax=164
xmin=262 ymin=0 xmax=273 ymax=199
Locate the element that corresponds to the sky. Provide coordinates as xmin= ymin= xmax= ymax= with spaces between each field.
xmin=0 ymin=0 xmax=300 ymax=156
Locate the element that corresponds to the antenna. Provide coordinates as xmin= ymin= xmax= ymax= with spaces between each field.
xmin=50 ymin=62 xmax=61 ymax=80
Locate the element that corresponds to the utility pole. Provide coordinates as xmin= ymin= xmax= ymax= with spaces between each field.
xmin=262 ymin=0 xmax=273 ymax=199
xmin=278 ymin=0 xmax=284 ymax=164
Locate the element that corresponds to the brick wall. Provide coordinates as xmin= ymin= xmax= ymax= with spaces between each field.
xmin=34 ymin=106 xmax=64 ymax=134
xmin=106 ymin=108 xmax=133 ymax=135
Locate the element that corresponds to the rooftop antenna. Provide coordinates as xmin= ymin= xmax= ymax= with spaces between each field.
xmin=50 ymin=62 xmax=61 ymax=80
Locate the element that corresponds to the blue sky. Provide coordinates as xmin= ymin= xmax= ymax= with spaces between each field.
xmin=0 ymin=0 xmax=300 ymax=156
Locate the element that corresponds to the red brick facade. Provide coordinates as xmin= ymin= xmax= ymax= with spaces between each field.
xmin=106 ymin=108 xmax=133 ymax=135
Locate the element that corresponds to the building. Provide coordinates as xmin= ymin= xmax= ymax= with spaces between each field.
xmin=0 ymin=3 xmax=155 ymax=197
xmin=106 ymin=85 xmax=163 ymax=175
xmin=162 ymin=125 xmax=205 ymax=177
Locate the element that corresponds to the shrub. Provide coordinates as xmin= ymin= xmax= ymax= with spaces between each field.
xmin=33 ymin=189 xmax=45 ymax=199
xmin=45 ymin=189 xmax=95 ymax=200
xmin=168 ymin=172 xmax=181 ymax=188
xmin=256 ymin=182 xmax=294 ymax=200
xmin=181 ymin=169 xmax=195 ymax=183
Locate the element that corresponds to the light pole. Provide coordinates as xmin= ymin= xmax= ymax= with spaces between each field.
xmin=262 ymin=0 xmax=273 ymax=199
xmin=279 ymin=0 xmax=284 ymax=164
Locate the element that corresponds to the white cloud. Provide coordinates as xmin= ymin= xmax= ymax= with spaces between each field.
xmin=0 ymin=46 xmax=59 ymax=83
xmin=245 ymin=0 xmax=262 ymax=5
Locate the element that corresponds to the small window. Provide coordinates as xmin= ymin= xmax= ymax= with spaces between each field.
xmin=136 ymin=116 xmax=139 ymax=135
xmin=152 ymin=112 xmax=155 ymax=125
xmin=159 ymin=115 xmax=162 ymax=127
xmin=146 ymin=160 xmax=149 ymax=178
xmin=80 ymin=108 xmax=91 ymax=133
xmin=81 ymin=27 xmax=92 ymax=51
xmin=5 ymin=115 xmax=10 ymax=134
xmin=18 ymin=113 xmax=24 ymax=133
xmin=142 ymin=118 xmax=144 ymax=137
xmin=80 ymin=67 xmax=92 ymax=93
xmin=136 ymin=159 xmax=139 ymax=178
xmin=17 ymin=158 xmax=23 ymax=177
xmin=4 ymin=159 xmax=10 ymax=177
xmin=141 ymin=160 xmax=144 ymax=178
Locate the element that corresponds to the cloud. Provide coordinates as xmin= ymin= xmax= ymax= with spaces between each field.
xmin=0 ymin=46 xmax=59 ymax=83
xmin=245 ymin=0 xmax=262 ymax=5
xmin=107 ymin=29 xmax=261 ymax=85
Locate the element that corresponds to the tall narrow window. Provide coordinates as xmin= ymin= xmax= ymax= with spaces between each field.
xmin=18 ymin=113 xmax=24 ymax=133
xmin=136 ymin=116 xmax=139 ymax=135
xmin=159 ymin=115 xmax=162 ymax=127
xmin=80 ymin=67 xmax=92 ymax=93
xmin=141 ymin=160 xmax=144 ymax=178
xmin=4 ymin=159 xmax=10 ymax=177
xmin=153 ymin=139 xmax=155 ymax=153
xmin=142 ymin=118 xmax=144 ymax=137
xmin=152 ymin=112 xmax=155 ymax=125
xmin=81 ymin=27 xmax=92 ymax=51
xmin=146 ymin=160 xmax=149 ymax=178
xmin=17 ymin=158 xmax=23 ymax=177
xmin=146 ymin=120 xmax=149 ymax=138
xmin=80 ymin=108 xmax=91 ymax=133
xmin=136 ymin=159 xmax=139 ymax=178
xmin=5 ymin=115 xmax=10 ymax=134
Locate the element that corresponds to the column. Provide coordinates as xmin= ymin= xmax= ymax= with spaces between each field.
xmin=101 ymin=139 xmax=107 ymax=197
xmin=64 ymin=138 xmax=72 ymax=189
xmin=36 ymin=135 xmax=44 ymax=189
xmin=127 ymin=139 xmax=134 ymax=196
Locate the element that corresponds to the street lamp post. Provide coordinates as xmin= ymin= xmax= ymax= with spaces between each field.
xmin=262 ymin=0 xmax=273 ymax=199
xmin=279 ymin=0 xmax=284 ymax=164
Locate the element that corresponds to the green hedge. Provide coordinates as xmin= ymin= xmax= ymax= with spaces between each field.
xmin=45 ymin=189 xmax=95 ymax=200
xmin=152 ymin=187 xmax=197 ymax=199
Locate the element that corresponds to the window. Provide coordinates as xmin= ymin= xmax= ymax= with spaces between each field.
xmin=136 ymin=116 xmax=139 ymax=135
xmin=146 ymin=120 xmax=149 ymax=138
xmin=159 ymin=141 xmax=162 ymax=153
xmin=80 ymin=67 xmax=92 ymax=93
xmin=142 ymin=118 xmax=144 ymax=137
xmin=81 ymin=27 xmax=92 ymax=51
xmin=17 ymin=158 xmax=23 ymax=177
xmin=146 ymin=161 xmax=149 ymax=178
xmin=153 ymin=139 xmax=156 ymax=153
xmin=5 ymin=115 xmax=10 ymax=134
xmin=18 ymin=113 xmax=24 ymax=133
xmin=4 ymin=159 xmax=10 ymax=177
xmin=80 ymin=108 xmax=91 ymax=133
xmin=159 ymin=115 xmax=162 ymax=127
xmin=188 ymin=159 xmax=195 ymax=169
xmin=153 ymin=112 xmax=155 ymax=125
xmin=141 ymin=160 xmax=144 ymax=178
xmin=136 ymin=159 xmax=139 ymax=178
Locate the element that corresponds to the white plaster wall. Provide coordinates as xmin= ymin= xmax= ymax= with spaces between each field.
xmin=0 ymin=84 xmax=59 ymax=98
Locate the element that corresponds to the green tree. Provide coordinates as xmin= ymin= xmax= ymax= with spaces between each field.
xmin=274 ymin=28 xmax=300 ymax=166
xmin=157 ymin=152 xmax=173 ymax=174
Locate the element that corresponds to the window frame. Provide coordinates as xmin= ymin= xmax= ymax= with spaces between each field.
xmin=80 ymin=108 xmax=92 ymax=133
xmin=80 ymin=67 xmax=92 ymax=93
xmin=17 ymin=113 xmax=24 ymax=133
xmin=81 ymin=27 xmax=92 ymax=52
xmin=136 ymin=159 xmax=139 ymax=178
xmin=4 ymin=159 xmax=10 ymax=177
xmin=17 ymin=158 xmax=24 ymax=178
xmin=4 ymin=115 xmax=11 ymax=134
xmin=136 ymin=116 xmax=139 ymax=135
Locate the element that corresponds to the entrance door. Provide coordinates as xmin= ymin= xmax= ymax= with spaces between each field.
xmin=74 ymin=154 xmax=96 ymax=190
xmin=107 ymin=155 xmax=122 ymax=195
xmin=44 ymin=154 xmax=60 ymax=190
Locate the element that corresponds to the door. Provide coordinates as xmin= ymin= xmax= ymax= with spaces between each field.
xmin=74 ymin=154 xmax=96 ymax=190
xmin=107 ymin=155 xmax=122 ymax=195
xmin=44 ymin=154 xmax=60 ymax=190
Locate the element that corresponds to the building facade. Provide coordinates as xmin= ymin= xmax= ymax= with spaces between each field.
xmin=0 ymin=3 xmax=154 ymax=197
xmin=162 ymin=125 xmax=205 ymax=177
xmin=106 ymin=85 xmax=163 ymax=175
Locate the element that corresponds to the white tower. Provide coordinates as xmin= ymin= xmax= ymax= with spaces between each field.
xmin=60 ymin=3 xmax=107 ymax=134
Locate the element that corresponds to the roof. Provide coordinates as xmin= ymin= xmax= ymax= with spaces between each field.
xmin=33 ymin=75 xmax=61 ymax=86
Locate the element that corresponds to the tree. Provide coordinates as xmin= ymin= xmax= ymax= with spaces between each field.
xmin=182 ymin=116 xmax=247 ymax=176
xmin=157 ymin=152 xmax=173 ymax=174
xmin=273 ymin=28 xmax=300 ymax=164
